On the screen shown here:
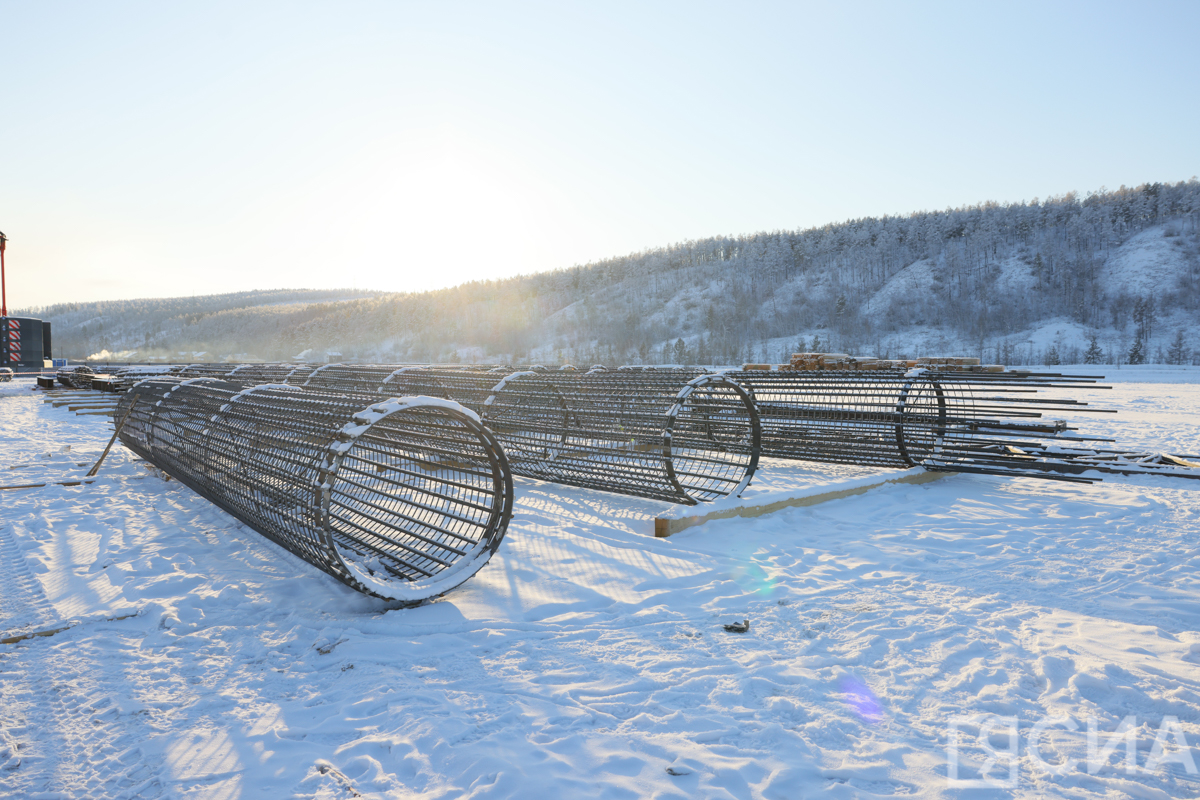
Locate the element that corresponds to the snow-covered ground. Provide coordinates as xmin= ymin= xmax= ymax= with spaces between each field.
xmin=2 ymin=374 xmax=1199 ymax=799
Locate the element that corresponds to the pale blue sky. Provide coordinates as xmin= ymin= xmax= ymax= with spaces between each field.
xmin=2 ymin=1 xmax=1198 ymax=308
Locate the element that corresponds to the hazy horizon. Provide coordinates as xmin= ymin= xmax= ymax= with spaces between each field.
xmin=2 ymin=0 xmax=1198 ymax=308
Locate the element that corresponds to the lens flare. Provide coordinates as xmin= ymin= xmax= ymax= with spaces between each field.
xmin=731 ymin=560 xmax=776 ymax=596
xmin=840 ymin=675 xmax=883 ymax=723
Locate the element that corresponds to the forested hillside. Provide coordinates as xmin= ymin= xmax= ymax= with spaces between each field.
xmin=24 ymin=180 xmax=1200 ymax=366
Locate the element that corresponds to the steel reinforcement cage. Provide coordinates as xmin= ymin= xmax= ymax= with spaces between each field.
xmin=162 ymin=362 xmax=1200 ymax=485
xmin=647 ymin=366 xmax=1196 ymax=483
xmin=718 ymin=368 xmax=1112 ymax=479
xmin=218 ymin=364 xmax=761 ymax=505
xmin=117 ymin=378 xmax=514 ymax=603
xmin=365 ymin=365 xmax=1105 ymax=480
xmin=375 ymin=368 xmax=762 ymax=504
xmin=389 ymin=364 xmax=1200 ymax=483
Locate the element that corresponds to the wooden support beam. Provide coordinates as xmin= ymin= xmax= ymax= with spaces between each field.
xmin=0 ymin=479 xmax=95 ymax=491
xmin=86 ymin=399 xmax=138 ymax=477
xmin=1 ymin=612 xmax=140 ymax=645
xmin=653 ymin=470 xmax=948 ymax=537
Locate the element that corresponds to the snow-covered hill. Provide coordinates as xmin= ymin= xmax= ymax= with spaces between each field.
xmin=1100 ymin=224 xmax=1195 ymax=298
xmin=24 ymin=180 xmax=1200 ymax=367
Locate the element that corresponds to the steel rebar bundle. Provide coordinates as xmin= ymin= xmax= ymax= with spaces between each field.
xmin=117 ymin=378 xmax=514 ymax=602
xmin=172 ymin=363 xmax=241 ymax=379
xmin=356 ymin=364 xmax=1089 ymax=472
xmin=227 ymin=363 xmax=318 ymax=384
xmin=56 ymin=364 xmax=95 ymax=388
xmin=109 ymin=365 xmax=184 ymax=391
xmin=303 ymin=363 xmax=505 ymax=402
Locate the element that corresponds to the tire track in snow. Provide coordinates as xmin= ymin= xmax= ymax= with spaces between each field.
xmin=0 ymin=517 xmax=68 ymax=790
xmin=1 ymin=625 xmax=169 ymax=799
xmin=0 ymin=518 xmax=60 ymax=638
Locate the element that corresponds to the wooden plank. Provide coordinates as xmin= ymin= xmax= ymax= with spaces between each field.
xmin=0 ymin=479 xmax=95 ymax=491
xmin=1 ymin=612 xmax=140 ymax=645
xmin=85 ymin=399 xmax=139 ymax=477
xmin=653 ymin=469 xmax=948 ymax=537
xmin=53 ymin=400 xmax=112 ymax=408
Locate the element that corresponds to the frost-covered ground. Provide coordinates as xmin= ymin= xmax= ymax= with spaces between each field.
xmin=1 ymin=373 xmax=1199 ymax=799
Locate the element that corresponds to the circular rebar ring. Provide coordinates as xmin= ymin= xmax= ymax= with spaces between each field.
xmin=895 ymin=375 xmax=950 ymax=466
xmin=665 ymin=374 xmax=761 ymax=502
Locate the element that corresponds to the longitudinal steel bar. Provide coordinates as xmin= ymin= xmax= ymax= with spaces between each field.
xmin=117 ymin=377 xmax=513 ymax=603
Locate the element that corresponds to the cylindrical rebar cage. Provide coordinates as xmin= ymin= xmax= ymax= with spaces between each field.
xmin=723 ymin=368 xmax=1119 ymax=479
xmin=304 ymin=366 xmax=761 ymax=504
xmin=118 ymin=378 xmax=513 ymax=603
xmin=476 ymin=370 xmax=759 ymax=504
xmin=171 ymin=362 xmax=1186 ymax=484
xmin=722 ymin=370 xmax=969 ymax=468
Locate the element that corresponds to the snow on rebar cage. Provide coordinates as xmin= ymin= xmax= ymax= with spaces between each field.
xmin=117 ymin=378 xmax=513 ymax=603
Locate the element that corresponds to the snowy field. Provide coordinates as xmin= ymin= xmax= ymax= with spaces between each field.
xmin=2 ymin=372 xmax=1199 ymax=799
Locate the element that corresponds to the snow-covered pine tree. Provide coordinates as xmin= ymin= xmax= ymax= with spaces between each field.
xmin=1127 ymin=337 xmax=1146 ymax=365
xmin=1084 ymin=334 xmax=1104 ymax=365
xmin=1167 ymin=329 xmax=1189 ymax=365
